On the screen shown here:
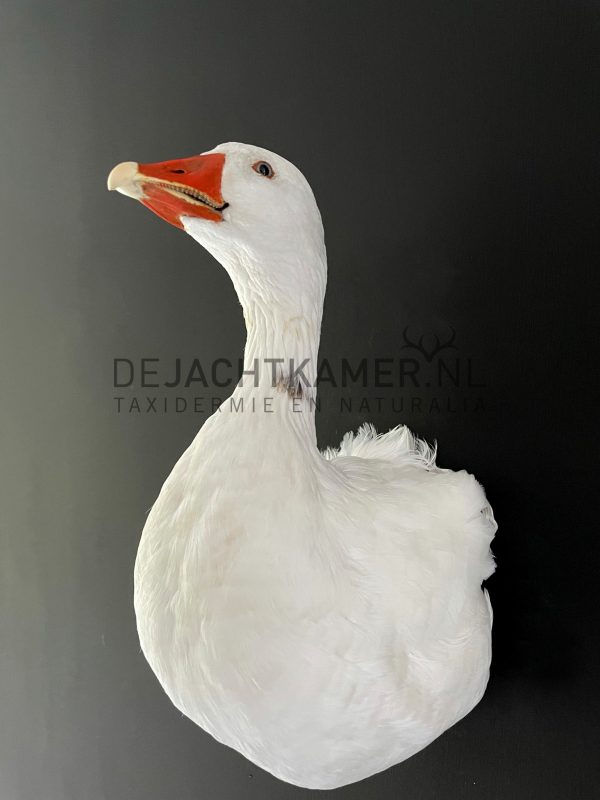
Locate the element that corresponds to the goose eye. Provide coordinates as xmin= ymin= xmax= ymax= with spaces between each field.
xmin=252 ymin=161 xmax=274 ymax=179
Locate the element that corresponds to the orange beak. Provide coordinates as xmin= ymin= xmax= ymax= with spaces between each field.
xmin=107 ymin=153 xmax=228 ymax=229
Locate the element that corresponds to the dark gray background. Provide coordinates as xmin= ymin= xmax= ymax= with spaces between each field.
xmin=1 ymin=1 xmax=598 ymax=798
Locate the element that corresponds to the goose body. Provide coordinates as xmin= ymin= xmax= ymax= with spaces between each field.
xmin=108 ymin=143 xmax=496 ymax=789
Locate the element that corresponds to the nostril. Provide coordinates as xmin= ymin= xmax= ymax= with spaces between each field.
xmin=170 ymin=169 xmax=185 ymax=174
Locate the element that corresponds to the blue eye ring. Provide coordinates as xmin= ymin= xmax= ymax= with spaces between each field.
xmin=252 ymin=160 xmax=275 ymax=179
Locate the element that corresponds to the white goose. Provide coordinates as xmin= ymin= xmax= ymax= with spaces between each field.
xmin=108 ymin=143 xmax=496 ymax=790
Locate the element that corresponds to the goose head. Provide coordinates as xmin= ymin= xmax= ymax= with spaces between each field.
xmin=108 ymin=143 xmax=327 ymax=322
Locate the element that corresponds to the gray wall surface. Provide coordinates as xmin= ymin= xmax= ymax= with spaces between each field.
xmin=1 ymin=1 xmax=597 ymax=798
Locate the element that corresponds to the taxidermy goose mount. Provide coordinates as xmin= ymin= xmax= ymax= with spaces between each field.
xmin=107 ymin=143 xmax=496 ymax=790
